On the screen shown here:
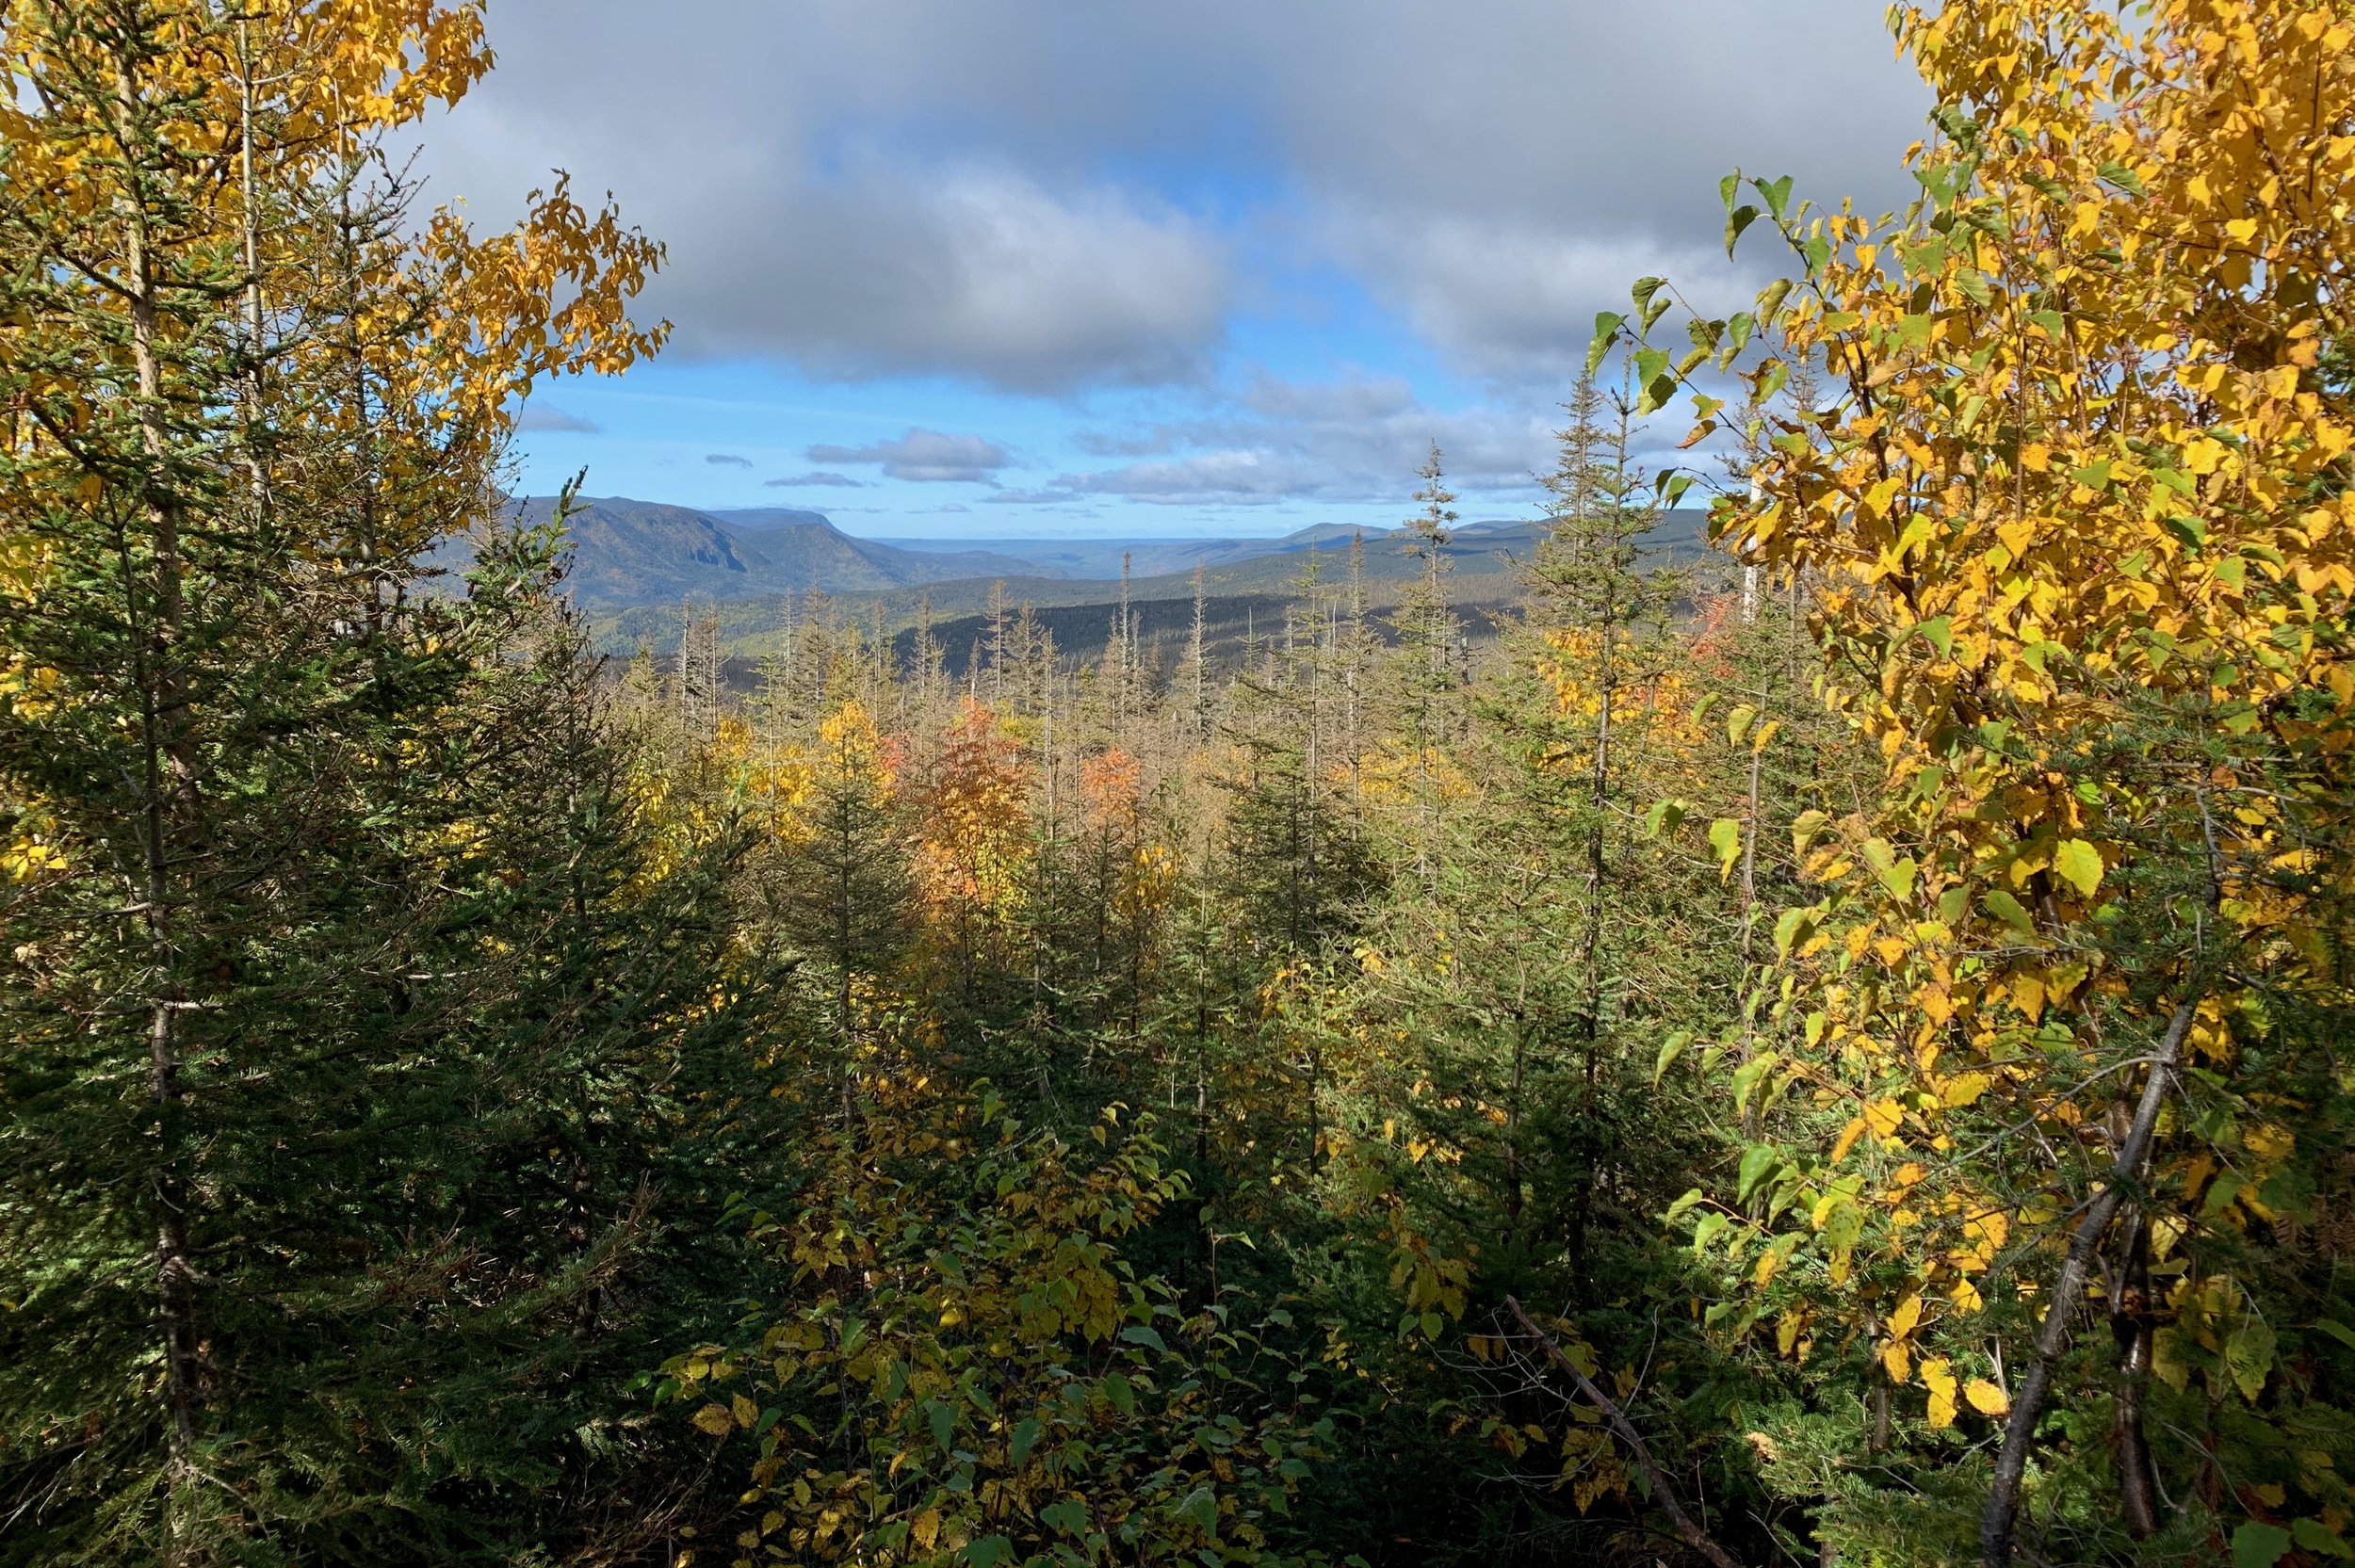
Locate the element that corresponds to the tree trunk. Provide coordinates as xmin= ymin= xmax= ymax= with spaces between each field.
xmin=114 ymin=38 xmax=204 ymax=1560
xmin=2110 ymin=1211 xmax=2162 ymax=1540
xmin=1982 ymin=996 xmax=2196 ymax=1568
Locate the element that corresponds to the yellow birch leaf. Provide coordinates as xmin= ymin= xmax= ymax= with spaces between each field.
xmin=1941 ymin=1072 xmax=1991 ymax=1108
xmin=2053 ymin=838 xmax=2103 ymax=897
xmin=1922 ymin=1358 xmax=1958 ymax=1428
xmin=1964 ymin=1379 xmax=2010 ymax=1416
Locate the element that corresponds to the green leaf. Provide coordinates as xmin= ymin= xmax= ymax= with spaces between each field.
xmin=1773 ymin=907 xmax=1811 ymax=958
xmin=1120 ymin=1324 xmax=1169 ymax=1354
xmin=2314 ymin=1318 xmax=2355 ymax=1351
xmin=1101 ymin=1373 xmax=1136 ymax=1416
xmin=1175 ymin=1485 xmax=1221 ymax=1536
xmin=1643 ymin=799 xmax=1687 ymax=838
xmin=1757 ymin=277 xmax=1793 ymax=324
xmin=2227 ymin=1317 xmax=2277 ymax=1402
xmin=1757 ymin=174 xmax=1794 ymax=219
xmin=1916 ymin=616 xmax=1954 ymax=656
xmin=1009 ymin=1417 xmax=1043 ymax=1466
xmin=2294 ymin=1519 xmax=2355 ymax=1560
xmin=1737 ymin=1145 xmax=1781 ymax=1204
xmin=925 ymin=1398 xmax=957 ymax=1452
xmin=1633 ymin=347 xmax=1671 ymax=388
xmin=1632 ymin=276 xmax=1667 ymax=315
xmin=1725 ymin=203 xmax=1761 ymax=258
xmin=1725 ymin=703 xmax=1758 ymax=745
xmin=2233 ymin=1523 xmax=2292 ymax=1568
xmin=966 ymin=1534 xmax=1015 ymax=1568
xmin=1981 ymin=888 xmax=2036 ymax=936
xmin=1041 ymin=1500 xmax=1090 ymax=1536
xmin=1710 ymin=818 xmax=1744 ymax=877
xmin=1654 ymin=1030 xmax=1695 ymax=1085
xmin=2053 ymin=839 xmax=2103 ymax=898
xmin=2095 ymin=160 xmax=2148 ymax=198
xmin=1586 ymin=313 xmax=1625 ymax=378
xmin=1720 ymin=171 xmax=1742 ymax=214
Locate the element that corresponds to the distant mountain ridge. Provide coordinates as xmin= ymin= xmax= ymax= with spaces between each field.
xmin=436 ymin=497 xmax=1714 ymax=614
xmin=444 ymin=497 xmax=1056 ymax=608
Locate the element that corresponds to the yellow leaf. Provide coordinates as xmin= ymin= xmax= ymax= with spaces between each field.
xmin=1889 ymin=1294 xmax=1924 ymax=1340
xmin=733 ymin=1394 xmax=757 ymax=1429
xmin=1881 ymin=1340 xmax=1911 ymax=1382
xmin=1864 ymin=1098 xmax=1905 ymax=1140
xmin=913 ymin=1509 xmax=942 ymax=1549
xmin=691 ymin=1403 xmax=735 ymax=1436
xmin=2053 ymin=838 xmax=2103 ymax=898
xmin=1941 ymin=1072 xmax=1991 ymax=1108
xmin=1831 ymin=1116 xmax=1868 ymax=1164
xmin=1964 ymin=1379 xmax=2010 ymax=1417
xmin=1922 ymin=1357 xmax=1957 ymax=1429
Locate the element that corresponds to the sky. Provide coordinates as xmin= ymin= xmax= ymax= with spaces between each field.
xmin=420 ymin=1 xmax=1928 ymax=540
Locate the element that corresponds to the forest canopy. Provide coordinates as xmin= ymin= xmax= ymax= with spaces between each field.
xmin=2 ymin=3 xmax=2351 ymax=1568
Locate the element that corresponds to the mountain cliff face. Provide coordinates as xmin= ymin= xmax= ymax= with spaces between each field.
xmin=447 ymin=498 xmax=1054 ymax=607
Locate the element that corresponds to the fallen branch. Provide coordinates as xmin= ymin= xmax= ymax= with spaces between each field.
xmin=1505 ymin=1294 xmax=1743 ymax=1568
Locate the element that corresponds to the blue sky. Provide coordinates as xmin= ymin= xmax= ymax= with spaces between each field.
xmin=423 ymin=1 xmax=1926 ymax=539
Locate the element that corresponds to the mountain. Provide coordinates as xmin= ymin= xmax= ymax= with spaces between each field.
xmin=849 ymin=519 xmax=1424 ymax=580
xmin=437 ymin=497 xmax=1057 ymax=607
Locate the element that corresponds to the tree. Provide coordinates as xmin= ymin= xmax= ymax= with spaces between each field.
xmin=0 ymin=4 xmax=675 ymax=1559
xmin=1619 ymin=2 xmax=2355 ymax=1561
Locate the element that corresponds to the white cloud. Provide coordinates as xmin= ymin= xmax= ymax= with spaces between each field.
xmin=808 ymin=428 xmax=1013 ymax=483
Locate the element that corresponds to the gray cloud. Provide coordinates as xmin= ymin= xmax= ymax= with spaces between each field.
xmin=807 ymin=428 xmax=1012 ymax=484
xmin=706 ymin=453 xmax=754 ymax=468
xmin=1043 ymin=371 xmax=1556 ymax=505
xmin=516 ymin=402 xmax=599 ymax=433
xmin=419 ymin=0 xmax=1923 ymax=389
xmin=766 ymin=471 xmax=865 ymax=488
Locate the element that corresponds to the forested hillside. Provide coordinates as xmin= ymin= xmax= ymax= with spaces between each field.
xmin=4 ymin=5 xmax=2353 ymax=1568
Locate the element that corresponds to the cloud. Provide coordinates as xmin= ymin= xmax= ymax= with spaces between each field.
xmin=934 ymin=503 xmax=971 ymax=514
xmin=706 ymin=452 xmax=755 ymax=468
xmin=517 ymin=402 xmax=599 ymax=433
xmin=419 ymin=0 xmax=1921 ymax=391
xmin=807 ymin=428 xmax=1012 ymax=483
xmin=766 ymin=471 xmax=865 ymax=488
xmin=980 ymin=488 xmax=1085 ymax=506
xmin=1046 ymin=370 xmax=1556 ymax=505
xmin=1318 ymin=213 xmax=1759 ymax=384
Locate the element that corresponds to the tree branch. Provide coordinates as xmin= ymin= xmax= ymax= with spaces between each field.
xmin=1505 ymin=1294 xmax=1743 ymax=1568
xmin=1980 ymin=994 xmax=2198 ymax=1568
